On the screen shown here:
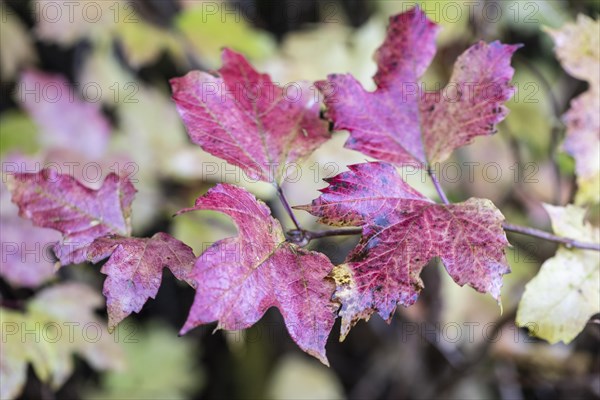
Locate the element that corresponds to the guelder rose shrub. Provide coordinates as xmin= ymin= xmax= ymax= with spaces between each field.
xmin=6 ymin=7 xmax=600 ymax=366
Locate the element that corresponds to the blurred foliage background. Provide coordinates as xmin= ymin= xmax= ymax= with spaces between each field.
xmin=1 ymin=0 xmax=599 ymax=399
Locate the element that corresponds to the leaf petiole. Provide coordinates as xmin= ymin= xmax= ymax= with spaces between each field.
xmin=427 ymin=166 xmax=450 ymax=205
xmin=276 ymin=184 xmax=303 ymax=231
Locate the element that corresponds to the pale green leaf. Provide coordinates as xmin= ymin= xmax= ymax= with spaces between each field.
xmin=517 ymin=204 xmax=600 ymax=343
xmin=176 ymin=5 xmax=275 ymax=67
xmin=84 ymin=322 xmax=203 ymax=400
xmin=0 ymin=283 xmax=124 ymax=399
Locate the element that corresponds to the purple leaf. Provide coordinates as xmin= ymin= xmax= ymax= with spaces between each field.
xmin=170 ymin=49 xmax=330 ymax=183
xmin=298 ymin=162 xmax=510 ymax=340
xmin=88 ymin=233 xmax=196 ymax=330
xmin=315 ymin=6 xmax=520 ymax=167
xmin=179 ymin=184 xmax=337 ymax=365
xmin=6 ymin=170 xmax=135 ymax=265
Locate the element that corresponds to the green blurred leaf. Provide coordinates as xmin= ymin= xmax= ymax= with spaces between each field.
xmin=114 ymin=10 xmax=185 ymax=68
xmin=505 ymin=63 xmax=557 ymax=159
xmin=172 ymin=208 xmax=236 ymax=255
xmin=176 ymin=6 xmax=275 ymax=66
xmin=0 ymin=111 xmax=39 ymax=155
xmin=265 ymin=354 xmax=344 ymax=400
xmin=84 ymin=322 xmax=203 ymax=400
xmin=0 ymin=283 xmax=124 ymax=399
xmin=502 ymin=1 xmax=569 ymax=32
xmin=517 ymin=205 xmax=600 ymax=343
xmin=376 ymin=0 xmax=471 ymax=45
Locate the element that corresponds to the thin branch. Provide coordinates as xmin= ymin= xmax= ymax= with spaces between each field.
xmin=306 ymin=228 xmax=363 ymax=239
xmin=503 ymin=222 xmax=600 ymax=251
xmin=284 ymin=219 xmax=599 ymax=252
xmin=284 ymin=164 xmax=598 ymax=251
xmin=428 ymin=167 xmax=450 ymax=204
xmin=302 ymin=228 xmax=362 ymax=240
xmin=276 ymin=185 xmax=302 ymax=231
xmin=289 ymin=223 xmax=599 ymax=251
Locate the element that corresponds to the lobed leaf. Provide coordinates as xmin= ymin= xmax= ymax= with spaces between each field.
xmin=315 ymin=6 xmax=520 ymax=168
xmin=517 ymin=205 xmax=600 ymax=343
xmin=170 ymin=49 xmax=330 ymax=183
xmin=88 ymin=233 xmax=196 ymax=330
xmin=6 ymin=170 xmax=135 ymax=265
xmin=299 ymin=162 xmax=510 ymax=339
xmin=6 ymin=169 xmax=196 ymax=331
xmin=178 ymin=184 xmax=337 ymax=365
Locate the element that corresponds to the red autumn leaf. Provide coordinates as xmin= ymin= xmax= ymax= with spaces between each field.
xmin=315 ymin=6 xmax=520 ymax=167
xmin=87 ymin=233 xmax=196 ymax=330
xmin=178 ymin=184 xmax=337 ymax=365
xmin=170 ymin=48 xmax=330 ymax=183
xmin=6 ymin=170 xmax=135 ymax=265
xmin=297 ymin=162 xmax=510 ymax=339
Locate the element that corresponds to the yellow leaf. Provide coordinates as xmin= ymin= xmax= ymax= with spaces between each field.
xmin=0 ymin=6 xmax=37 ymax=81
xmin=265 ymin=354 xmax=344 ymax=400
xmin=0 ymin=283 xmax=124 ymax=399
xmin=545 ymin=15 xmax=600 ymax=85
xmin=176 ymin=4 xmax=275 ymax=67
xmin=517 ymin=204 xmax=600 ymax=343
xmin=84 ymin=322 xmax=203 ymax=400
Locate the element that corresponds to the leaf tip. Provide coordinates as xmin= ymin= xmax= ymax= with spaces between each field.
xmin=169 ymin=76 xmax=184 ymax=93
xmin=178 ymin=325 xmax=190 ymax=336
xmin=338 ymin=330 xmax=349 ymax=343
xmin=292 ymin=204 xmax=311 ymax=213
xmin=306 ymin=349 xmax=330 ymax=367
